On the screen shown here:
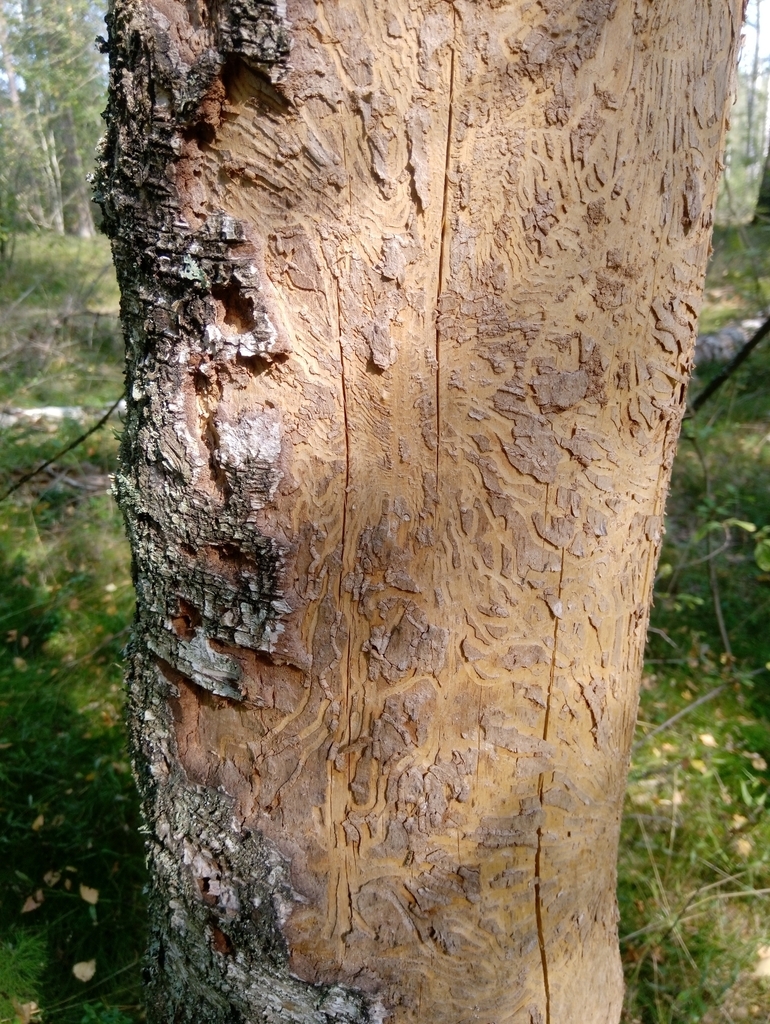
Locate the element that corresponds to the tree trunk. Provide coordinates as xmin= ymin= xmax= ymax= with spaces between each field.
xmin=0 ymin=5 xmax=20 ymax=108
xmin=754 ymin=134 xmax=770 ymax=223
xmin=96 ymin=1 xmax=741 ymax=1022
xmin=34 ymin=99 xmax=64 ymax=235
xmin=61 ymin=106 xmax=96 ymax=238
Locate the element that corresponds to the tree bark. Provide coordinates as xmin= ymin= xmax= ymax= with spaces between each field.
xmin=96 ymin=1 xmax=741 ymax=1022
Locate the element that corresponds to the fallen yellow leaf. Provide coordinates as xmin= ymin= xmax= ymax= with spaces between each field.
xmin=12 ymin=999 xmax=40 ymax=1024
xmin=79 ymin=883 xmax=99 ymax=905
xmin=31 ymin=814 xmax=44 ymax=832
xmin=690 ymin=759 xmax=708 ymax=774
xmin=752 ymin=945 xmax=770 ymax=979
xmin=72 ymin=959 xmax=96 ymax=983
xmin=21 ymin=890 xmax=44 ymax=913
xmin=735 ymin=836 xmax=753 ymax=858
xmin=43 ymin=870 xmax=61 ymax=887
xmin=699 ymin=733 xmax=718 ymax=748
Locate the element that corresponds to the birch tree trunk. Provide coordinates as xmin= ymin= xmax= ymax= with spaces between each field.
xmin=61 ymin=106 xmax=97 ymax=238
xmin=0 ymin=5 xmax=20 ymax=108
xmin=96 ymin=1 xmax=741 ymax=1022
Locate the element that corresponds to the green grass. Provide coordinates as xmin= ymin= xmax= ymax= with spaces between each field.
xmin=0 ymin=233 xmax=122 ymax=411
xmin=2 ymin=226 xmax=770 ymax=1023
xmin=0 ymin=234 xmax=120 ymax=311
xmin=0 ymin=234 xmax=143 ymax=1023
xmin=620 ymin=674 xmax=770 ymax=1023
xmin=0 ymin=932 xmax=46 ymax=1023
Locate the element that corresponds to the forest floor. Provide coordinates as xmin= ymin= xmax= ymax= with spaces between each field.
xmin=0 ymin=227 xmax=769 ymax=1023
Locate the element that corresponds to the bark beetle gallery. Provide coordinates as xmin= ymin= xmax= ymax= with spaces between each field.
xmin=95 ymin=1 xmax=741 ymax=1022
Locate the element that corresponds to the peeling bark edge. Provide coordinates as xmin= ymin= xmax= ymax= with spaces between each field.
xmin=95 ymin=3 xmax=374 ymax=1021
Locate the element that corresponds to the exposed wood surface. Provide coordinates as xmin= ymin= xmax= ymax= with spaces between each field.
xmin=98 ymin=1 xmax=742 ymax=1021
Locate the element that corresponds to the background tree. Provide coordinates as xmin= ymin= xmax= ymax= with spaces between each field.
xmin=719 ymin=0 xmax=770 ymax=224
xmin=0 ymin=0 xmax=106 ymax=241
xmin=95 ymin=1 xmax=743 ymax=1023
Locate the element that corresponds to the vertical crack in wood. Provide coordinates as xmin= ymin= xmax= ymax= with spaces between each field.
xmin=535 ymin=546 xmax=565 ymax=1024
xmin=336 ymin=272 xmax=351 ymax=653
xmin=434 ymin=5 xmax=457 ymax=501
xmin=533 ymin=842 xmax=551 ymax=1024
xmin=335 ymin=264 xmax=355 ymax=944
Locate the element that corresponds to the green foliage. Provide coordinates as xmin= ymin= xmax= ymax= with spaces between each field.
xmin=756 ymin=538 xmax=770 ymax=572
xmin=79 ymin=1005 xmax=135 ymax=1024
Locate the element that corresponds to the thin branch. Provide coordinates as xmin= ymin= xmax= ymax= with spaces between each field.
xmin=631 ymin=685 xmax=726 ymax=753
xmin=671 ymin=535 xmax=732 ymax=573
xmin=6 ymin=281 xmax=39 ymax=312
xmin=690 ymin=313 xmax=770 ymax=414
xmin=62 ymin=625 xmax=131 ymax=670
xmin=709 ymin=538 xmax=733 ymax=658
xmin=623 ymin=888 xmax=770 ymax=944
xmin=0 ymin=396 xmax=123 ymax=503
xmin=644 ymin=658 xmax=690 ymax=665
xmin=667 ymin=765 xmax=680 ymax=859
xmin=620 ymin=872 xmax=756 ymax=944
xmin=629 ymin=761 xmax=681 ymax=781
xmin=624 ymin=812 xmax=675 ymax=825
xmin=647 ymin=626 xmax=679 ymax=648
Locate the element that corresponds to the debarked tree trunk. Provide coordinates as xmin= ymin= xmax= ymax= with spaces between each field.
xmin=96 ymin=1 xmax=741 ymax=1022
